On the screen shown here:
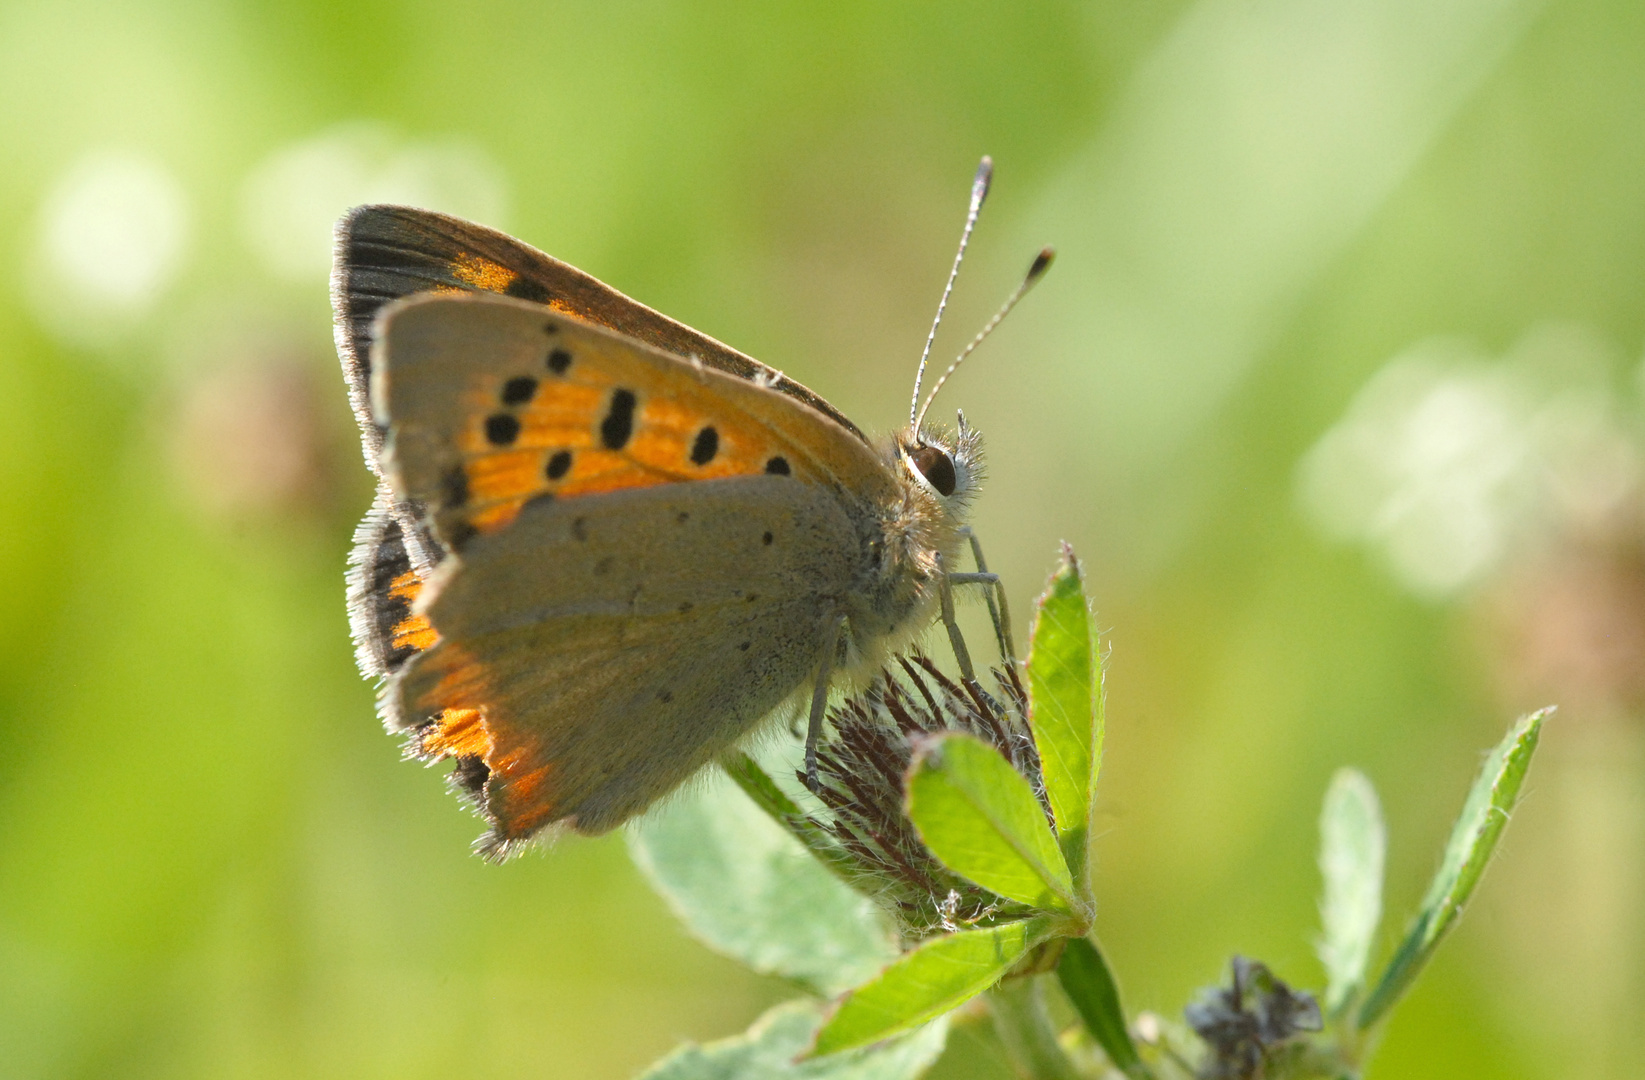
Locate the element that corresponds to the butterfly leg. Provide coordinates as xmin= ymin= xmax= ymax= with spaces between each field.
xmin=938 ymin=555 xmax=979 ymax=684
xmin=948 ymin=568 xmax=1006 ymax=665
xmin=804 ymin=613 xmax=847 ymax=793
xmin=961 ymin=527 xmax=1017 ymax=664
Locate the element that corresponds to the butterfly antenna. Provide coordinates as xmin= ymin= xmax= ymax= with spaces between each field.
xmin=909 ymin=157 xmax=993 ymax=426
xmin=913 ymin=246 xmax=1054 ymax=431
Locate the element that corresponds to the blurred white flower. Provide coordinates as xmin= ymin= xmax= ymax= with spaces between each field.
xmin=240 ymin=122 xmax=508 ymax=284
xmin=27 ymin=150 xmax=191 ymax=344
xmin=1298 ymin=327 xmax=1632 ymax=599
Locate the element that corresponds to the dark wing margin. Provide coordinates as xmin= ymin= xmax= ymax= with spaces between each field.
xmin=346 ymin=485 xmax=493 ymax=820
xmin=345 ymin=483 xmax=444 ymax=686
xmin=330 ymin=204 xmax=866 ymax=468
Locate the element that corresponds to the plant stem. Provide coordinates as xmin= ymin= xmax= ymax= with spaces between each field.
xmin=988 ymin=976 xmax=1086 ymax=1080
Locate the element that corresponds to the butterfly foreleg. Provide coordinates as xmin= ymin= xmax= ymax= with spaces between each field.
xmin=937 ymin=554 xmax=980 ymax=684
xmin=803 ymin=613 xmax=847 ymax=794
xmin=960 ymin=527 xmax=1016 ymax=664
xmin=946 ymin=570 xmax=1004 ymax=670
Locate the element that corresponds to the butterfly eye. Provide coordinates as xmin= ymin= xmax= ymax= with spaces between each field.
xmin=909 ymin=444 xmax=957 ymax=497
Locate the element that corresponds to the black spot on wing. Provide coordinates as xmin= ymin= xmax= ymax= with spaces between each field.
xmin=501 ymin=376 xmax=537 ymax=405
xmin=601 ymin=389 xmax=636 ymax=449
xmin=485 ymin=414 xmax=521 ymax=445
xmin=546 ymin=450 xmax=572 ymax=480
xmin=547 ymin=347 xmax=572 ymax=374
xmin=690 ymin=425 xmax=718 ymax=466
xmin=765 ymin=456 xmax=790 ymax=476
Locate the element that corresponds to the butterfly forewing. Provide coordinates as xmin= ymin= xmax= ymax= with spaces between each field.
xmin=373 ymin=293 xmax=893 ymax=549
xmin=333 ymin=205 xmax=866 ymax=455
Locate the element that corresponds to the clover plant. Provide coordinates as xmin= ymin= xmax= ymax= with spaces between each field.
xmin=628 ymin=547 xmax=1547 ymax=1080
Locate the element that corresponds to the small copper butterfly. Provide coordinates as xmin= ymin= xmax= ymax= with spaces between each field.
xmin=335 ymin=159 xmax=1050 ymax=857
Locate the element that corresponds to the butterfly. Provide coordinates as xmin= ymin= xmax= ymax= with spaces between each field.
xmin=335 ymin=159 xmax=1049 ymax=858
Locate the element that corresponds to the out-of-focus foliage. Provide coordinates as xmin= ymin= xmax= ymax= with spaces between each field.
xmin=628 ymin=772 xmax=900 ymax=998
xmin=1 ymin=1 xmax=1640 ymax=1078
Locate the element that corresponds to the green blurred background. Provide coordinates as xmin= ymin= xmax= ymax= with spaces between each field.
xmin=2 ymin=1 xmax=1641 ymax=1077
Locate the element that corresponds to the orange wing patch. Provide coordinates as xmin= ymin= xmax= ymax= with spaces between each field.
xmin=419 ymin=706 xmax=489 ymax=758
xmin=450 ymin=252 xmax=519 ymax=294
xmin=445 ymin=344 xmax=817 ymax=536
xmin=410 ymin=646 xmax=558 ymax=847
xmin=388 ymin=571 xmax=439 ymax=654
xmin=483 ymin=735 xmax=557 ymax=841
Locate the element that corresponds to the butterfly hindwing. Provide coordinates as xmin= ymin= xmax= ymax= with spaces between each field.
xmin=333 ymin=204 xmax=866 ymax=463
xmin=402 ymin=477 xmax=862 ymax=847
xmin=345 ymin=482 xmax=443 ymax=681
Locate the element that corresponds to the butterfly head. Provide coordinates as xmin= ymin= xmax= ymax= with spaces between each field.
xmin=898 ymin=411 xmax=983 ymax=508
xmin=861 ymin=413 xmax=983 ymax=654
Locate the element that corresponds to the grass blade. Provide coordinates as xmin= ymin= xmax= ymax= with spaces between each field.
xmin=1357 ymin=709 xmax=1549 ymax=1030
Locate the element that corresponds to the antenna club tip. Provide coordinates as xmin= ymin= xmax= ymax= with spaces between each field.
xmin=972 ymin=156 xmax=994 ymax=205
xmin=1027 ymin=246 xmax=1055 ymax=282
